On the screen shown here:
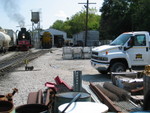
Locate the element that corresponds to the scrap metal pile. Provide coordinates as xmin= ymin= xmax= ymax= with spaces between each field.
xmin=25 ymin=71 xmax=146 ymax=112
xmin=22 ymin=72 xmax=145 ymax=112
xmin=89 ymin=68 xmax=150 ymax=112
xmin=27 ymin=76 xmax=73 ymax=112
xmin=1 ymin=68 xmax=149 ymax=112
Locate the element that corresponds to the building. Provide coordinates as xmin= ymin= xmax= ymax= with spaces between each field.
xmin=41 ymin=28 xmax=67 ymax=47
xmin=73 ymin=30 xmax=100 ymax=46
xmin=34 ymin=28 xmax=67 ymax=48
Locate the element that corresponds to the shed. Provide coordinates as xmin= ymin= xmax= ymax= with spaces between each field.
xmin=41 ymin=28 xmax=67 ymax=47
xmin=73 ymin=30 xmax=100 ymax=46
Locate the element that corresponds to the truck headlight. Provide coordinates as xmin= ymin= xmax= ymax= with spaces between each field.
xmin=98 ymin=57 xmax=108 ymax=61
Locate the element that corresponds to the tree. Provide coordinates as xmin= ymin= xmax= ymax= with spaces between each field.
xmin=50 ymin=20 xmax=64 ymax=30
xmin=100 ymin=0 xmax=150 ymax=40
xmin=130 ymin=0 xmax=150 ymax=31
xmin=100 ymin=0 xmax=131 ymax=40
xmin=50 ymin=8 xmax=100 ymax=38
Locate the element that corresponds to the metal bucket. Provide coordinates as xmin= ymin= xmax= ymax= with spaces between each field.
xmin=58 ymin=102 xmax=108 ymax=113
xmin=54 ymin=92 xmax=91 ymax=113
xmin=15 ymin=104 xmax=49 ymax=113
xmin=0 ymin=101 xmax=15 ymax=113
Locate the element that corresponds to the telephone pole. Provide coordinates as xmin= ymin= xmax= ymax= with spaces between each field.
xmin=79 ymin=0 xmax=96 ymax=46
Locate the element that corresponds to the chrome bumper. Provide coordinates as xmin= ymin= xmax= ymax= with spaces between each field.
xmin=91 ymin=60 xmax=109 ymax=71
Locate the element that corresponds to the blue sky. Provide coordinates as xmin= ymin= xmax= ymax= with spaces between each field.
xmin=0 ymin=0 xmax=103 ymax=31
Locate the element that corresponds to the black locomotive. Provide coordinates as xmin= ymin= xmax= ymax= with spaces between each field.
xmin=16 ymin=28 xmax=32 ymax=50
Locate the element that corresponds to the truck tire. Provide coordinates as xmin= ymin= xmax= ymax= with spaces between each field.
xmin=110 ymin=62 xmax=126 ymax=72
xmin=98 ymin=70 xmax=108 ymax=74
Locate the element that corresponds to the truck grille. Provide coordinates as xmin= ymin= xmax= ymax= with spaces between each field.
xmin=91 ymin=56 xmax=108 ymax=61
xmin=91 ymin=56 xmax=99 ymax=60
xmin=92 ymin=51 xmax=98 ymax=55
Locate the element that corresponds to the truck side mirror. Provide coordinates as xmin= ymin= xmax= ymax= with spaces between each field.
xmin=128 ymin=36 xmax=134 ymax=47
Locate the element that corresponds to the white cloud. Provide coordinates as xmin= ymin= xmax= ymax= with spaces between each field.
xmin=55 ymin=10 xmax=67 ymax=18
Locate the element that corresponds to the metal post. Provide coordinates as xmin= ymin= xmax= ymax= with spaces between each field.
xmin=78 ymin=0 xmax=96 ymax=47
xmin=73 ymin=70 xmax=82 ymax=92
xmin=85 ymin=0 xmax=89 ymax=47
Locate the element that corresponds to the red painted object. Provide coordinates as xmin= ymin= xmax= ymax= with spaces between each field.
xmin=55 ymin=76 xmax=73 ymax=91
xmin=17 ymin=40 xmax=32 ymax=50
xmin=45 ymin=76 xmax=73 ymax=92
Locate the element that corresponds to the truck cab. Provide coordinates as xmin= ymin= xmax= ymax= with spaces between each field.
xmin=91 ymin=31 xmax=150 ymax=74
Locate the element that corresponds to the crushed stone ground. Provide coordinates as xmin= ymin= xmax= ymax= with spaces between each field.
xmin=0 ymin=48 xmax=110 ymax=107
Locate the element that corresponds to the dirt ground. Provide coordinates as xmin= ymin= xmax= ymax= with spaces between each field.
xmin=0 ymin=48 xmax=111 ymax=107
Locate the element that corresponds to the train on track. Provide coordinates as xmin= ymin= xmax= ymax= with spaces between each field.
xmin=41 ymin=31 xmax=52 ymax=48
xmin=0 ymin=31 xmax=11 ymax=53
xmin=41 ymin=31 xmax=64 ymax=48
xmin=0 ymin=27 xmax=66 ymax=52
xmin=0 ymin=28 xmax=32 ymax=52
xmin=0 ymin=29 xmax=17 ymax=53
xmin=54 ymin=36 xmax=64 ymax=48
xmin=16 ymin=28 xmax=32 ymax=51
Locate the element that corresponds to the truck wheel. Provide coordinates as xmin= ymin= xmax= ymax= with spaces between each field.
xmin=110 ymin=62 xmax=126 ymax=72
xmin=98 ymin=70 xmax=108 ymax=74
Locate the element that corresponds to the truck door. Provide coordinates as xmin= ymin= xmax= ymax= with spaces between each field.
xmin=127 ymin=34 xmax=148 ymax=66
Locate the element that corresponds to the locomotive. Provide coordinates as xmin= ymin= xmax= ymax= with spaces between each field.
xmin=54 ymin=36 xmax=64 ymax=48
xmin=16 ymin=28 xmax=32 ymax=50
xmin=41 ymin=32 xmax=52 ymax=48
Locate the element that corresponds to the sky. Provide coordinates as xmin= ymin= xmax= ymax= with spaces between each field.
xmin=0 ymin=0 xmax=104 ymax=31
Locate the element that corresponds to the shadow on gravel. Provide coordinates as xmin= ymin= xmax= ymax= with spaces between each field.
xmin=14 ymin=69 xmax=41 ymax=72
xmin=82 ymin=74 xmax=111 ymax=83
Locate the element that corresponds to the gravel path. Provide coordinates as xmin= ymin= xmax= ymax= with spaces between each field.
xmin=0 ymin=48 xmax=111 ymax=107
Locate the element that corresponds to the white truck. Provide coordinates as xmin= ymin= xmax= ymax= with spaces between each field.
xmin=91 ymin=31 xmax=149 ymax=74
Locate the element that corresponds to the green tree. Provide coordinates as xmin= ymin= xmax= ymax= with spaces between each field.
xmin=50 ymin=20 xmax=64 ymax=30
xmin=51 ymin=8 xmax=100 ymax=38
xmin=100 ymin=0 xmax=150 ymax=40
xmin=130 ymin=0 xmax=150 ymax=31
xmin=100 ymin=0 xmax=131 ymax=40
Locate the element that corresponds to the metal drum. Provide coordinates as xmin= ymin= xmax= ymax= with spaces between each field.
xmin=58 ymin=102 xmax=108 ymax=113
xmin=15 ymin=104 xmax=49 ymax=113
xmin=0 ymin=101 xmax=15 ymax=113
xmin=54 ymin=92 xmax=91 ymax=113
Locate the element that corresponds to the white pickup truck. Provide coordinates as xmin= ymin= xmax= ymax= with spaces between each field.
xmin=91 ymin=31 xmax=149 ymax=74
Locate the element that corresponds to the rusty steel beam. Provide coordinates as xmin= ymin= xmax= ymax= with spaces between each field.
xmin=95 ymin=84 xmax=120 ymax=101
xmin=90 ymin=83 xmax=122 ymax=112
xmin=131 ymin=87 xmax=144 ymax=95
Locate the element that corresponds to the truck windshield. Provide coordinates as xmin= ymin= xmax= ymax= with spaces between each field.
xmin=110 ymin=34 xmax=132 ymax=45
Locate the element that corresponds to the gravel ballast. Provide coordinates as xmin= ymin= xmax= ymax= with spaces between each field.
xmin=0 ymin=48 xmax=110 ymax=106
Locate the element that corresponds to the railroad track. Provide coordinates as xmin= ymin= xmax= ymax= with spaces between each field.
xmin=0 ymin=49 xmax=50 ymax=76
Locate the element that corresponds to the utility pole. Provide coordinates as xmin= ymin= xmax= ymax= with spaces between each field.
xmin=79 ymin=0 xmax=96 ymax=46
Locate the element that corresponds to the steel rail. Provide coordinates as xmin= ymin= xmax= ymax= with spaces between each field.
xmin=0 ymin=50 xmax=49 ymax=75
